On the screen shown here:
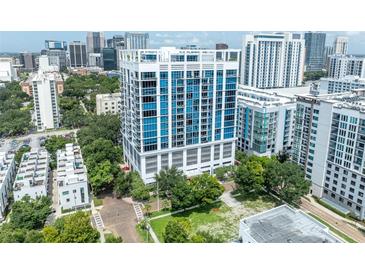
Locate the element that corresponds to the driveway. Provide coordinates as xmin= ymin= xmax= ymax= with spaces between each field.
xmin=100 ymin=195 xmax=141 ymax=243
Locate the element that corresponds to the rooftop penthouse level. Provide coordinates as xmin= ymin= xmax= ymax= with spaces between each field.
xmin=120 ymin=47 xmax=240 ymax=63
xmin=57 ymin=144 xmax=90 ymax=210
xmin=13 ymin=149 xmax=50 ymax=202
xmin=0 ymin=151 xmax=16 ymax=221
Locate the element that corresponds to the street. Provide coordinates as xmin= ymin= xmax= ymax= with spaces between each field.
xmin=300 ymin=197 xmax=365 ymax=242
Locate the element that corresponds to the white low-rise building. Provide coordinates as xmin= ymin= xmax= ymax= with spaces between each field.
xmin=0 ymin=58 xmax=18 ymax=82
xmin=96 ymin=93 xmax=121 ymax=115
xmin=13 ymin=149 xmax=50 ymax=201
xmin=57 ymin=144 xmax=90 ymax=211
xmin=0 ymin=151 xmax=16 ymax=221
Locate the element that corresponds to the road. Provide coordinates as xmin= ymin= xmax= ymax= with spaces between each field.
xmin=300 ymin=197 xmax=365 ymax=242
xmin=0 ymin=128 xmax=78 ymax=152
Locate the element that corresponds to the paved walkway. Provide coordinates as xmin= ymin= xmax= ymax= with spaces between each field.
xmin=100 ymin=195 xmax=141 ymax=243
xmin=220 ymin=191 xmax=240 ymax=208
xmin=300 ymin=197 xmax=365 ymax=242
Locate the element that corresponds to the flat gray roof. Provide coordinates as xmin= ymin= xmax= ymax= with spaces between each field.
xmin=240 ymin=205 xmax=341 ymax=243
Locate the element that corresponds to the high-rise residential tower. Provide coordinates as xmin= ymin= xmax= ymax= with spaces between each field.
xmin=328 ymin=55 xmax=365 ymax=79
xmin=69 ymin=41 xmax=87 ymax=68
xmin=120 ymin=47 xmax=240 ymax=183
xmin=124 ymin=32 xmax=149 ymax=50
xmin=292 ymin=91 xmax=365 ymax=220
xmin=236 ymin=85 xmax=297 ymax=157
xmin=31 ymin=72 xmax=60 ymax=131
xmin=242 ymin=32 xmax=305 ymax=89
xmin=86 ymin=32 xmax=105 ymax=54
xmin=304 ymin=32 xmax=326 ymax=72
xmin=333 ymin=36 xmax=348 ymax=55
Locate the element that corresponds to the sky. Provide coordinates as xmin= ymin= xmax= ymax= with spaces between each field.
xmin=1 ymin=31 xmax=365 ymax=54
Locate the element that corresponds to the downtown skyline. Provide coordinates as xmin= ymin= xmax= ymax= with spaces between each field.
xmin=1 ymin=31 xmax=365 ymax=54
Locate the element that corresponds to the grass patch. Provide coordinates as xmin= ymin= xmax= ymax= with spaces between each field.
xmin=308 ymin=213 xmax=357 ymax=243
xmin=136 ymin=224 xmax=154 ymax=243
xmin=93 ymin=197 xmax=103 ymax=207
xmin=150 ymin=202 xmax=228 ymax=242
xmin=149 ymin=208 xmax=172 ymax=218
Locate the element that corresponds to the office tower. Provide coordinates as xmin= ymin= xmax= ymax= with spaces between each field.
xmin=323 ymin=45 xmax=334 ymax=69
xmin=13 ymin=149 xmax=50 ymax=202
xmin=316 ymin=76 xmax=365 ymax=95
xmin=69 ymin=41 xmax=87 ymax=68
xmin=120 ymin=47 xmax=240 ymax=183
xmin=31 ymin=72 xmax=60 ymax=131
xmin=0 ymin=58 xmax=18 ymax=82
xmin=45 ymin=40 xmax=67 ymax=50
xmin=38 ymin=55 xmax=59 ymax=72
xmin=333 ymin=36 xmax=348 ymax=55
xmin=216 ymin=43 xmax=228 ymax=50
xmin=88 ymin=53 xmax=102 ymax=67
xmin=42 ymin=49 xmax=67 ymax=70
xmin=236 ymin=85 xmax=296 ymax=156
xmin=19 ymin=52 xmax=36 ymax=71
xmin=328 ymin=55 xmax=365 ymax=79
xmin=57 ymin=143 xmax=90 ymax=211
xmin=102 ymin=48 xmax=117 ymax=70
xmin=304 ymin=32 xmax=326 ymax=72
xmin=96 ymin=93 xmax=121 ymax=115
xmin=86 ymin=32 xmax=105 ymax=54
xmin=124 ymin=32 xmax=149 ymax=49
xmin=242 ymin=32 xmax=305 ymax=89
xmin=292 ymin=91 xmax=365 ymax=220
xmin=0 ymin=151 xmax=16 ymax=221
xmin=107 ymin=35 xmax=125 ymax=49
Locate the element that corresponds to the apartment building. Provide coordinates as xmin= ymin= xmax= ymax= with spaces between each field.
xmin=13 ymin=149 xmax=49 ymax=201
xmin=241 ymin=32 xmax=305 ymax=89
xmin=120 ymin=47 xmax=240 ymax=183
xmin=316 ymin=76 xmax=365 ymax=95
xmin=236 ymin=85 xmax=297 ymax=156
xmin=292 ymin=90 xmax=365 ymax=219
xmin=328 ymin=55 xmax=365 ymax=79
xmin=31 ymin=72 xmax=60 ymax=131
xmin=333 ymin=36 xmax=348 ymax=55
xmin=96 ymin=93 xmax=121 ymax=115
xmin=0 ymin=151 xmax=16 ymax=221
xmin=57 ymin=144 xmax=90 ymax=210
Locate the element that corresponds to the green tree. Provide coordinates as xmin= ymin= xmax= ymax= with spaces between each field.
xmin=105 ymin=233 xmax=123 ymax=243
xmin=15 ymin=145 xmax=31 ymax=164
xmin=0 ymin=109 xmax=32 ymax=137
xmin=44 ymin=135 xmax=74 ymax=169
xmin=170 ymin=181 xmax=195 ymax=210
xmin=154 ymin=167 xmax=186 ymax=198
xmin=114 ymin=171 xmax=133 ymax=198
xmin=130 ymin=172 xmax=150 ymax=201
xmin=43 ymin=211 xmax=100 ymax=243
xmin=234 ymin=160 xmax=264 ymax=194
xmin=190 ymin=174 xmax=224 ymax=205
xmin=10 ymin=196 xmax=52 ymax=230
xmin=163 ymin=218 xmax=191 ymax=243
xmin=83 ymin=138 xmax=122 ymax=167
xmin=89 ymin=160 xmax=114 ymax=194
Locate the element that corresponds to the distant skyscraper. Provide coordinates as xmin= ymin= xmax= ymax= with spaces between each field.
xmin=31 ymin=72 xmax=60 ymax=131
xmin=124 ymin=32 xmax=149 ymax=49
xmin=45 ymin=40 xmax=67 ymax=50
xmin=107 ymin=35 xmax=125 ymax=49
xmin=19 ymin=52 xmax=36 ymax=71
xmin=102 ymin=48 xmax=117 ymax=70
xmin=41 ymin=49 xmax=67 ymax=70
xmin=69 ymin=41 xmax=87 ymax=68
xmin=333 ymin=36 xmax=348 ymax=55
xmin=328 ymin=55 xmax=365 ymax=79
xmin=242 ymin=32 xmax=305 ymax=88
xmin=304 ymin=32 xmax=326 ymax=72
xmin=216 ymin=43 xmax=228 ymax=50
xmin=120 ymin=47 xmax=240 ymax=183
xmin=86 ymin=32 xmax=105 ymax=54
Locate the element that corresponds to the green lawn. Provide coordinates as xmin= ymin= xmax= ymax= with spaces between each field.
xmin=150 ymin=202 xmax=229 ymax=242
xmin=136 ymin=224 xmax=154 ymax=243
xmin=93 ymin=197 xmax=103 ymax=207
xmin=150 ymin=193 xmax=277 ymax=243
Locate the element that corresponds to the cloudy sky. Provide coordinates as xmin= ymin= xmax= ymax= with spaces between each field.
xmin=1 ymin=31 xmax=365 ymax=54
